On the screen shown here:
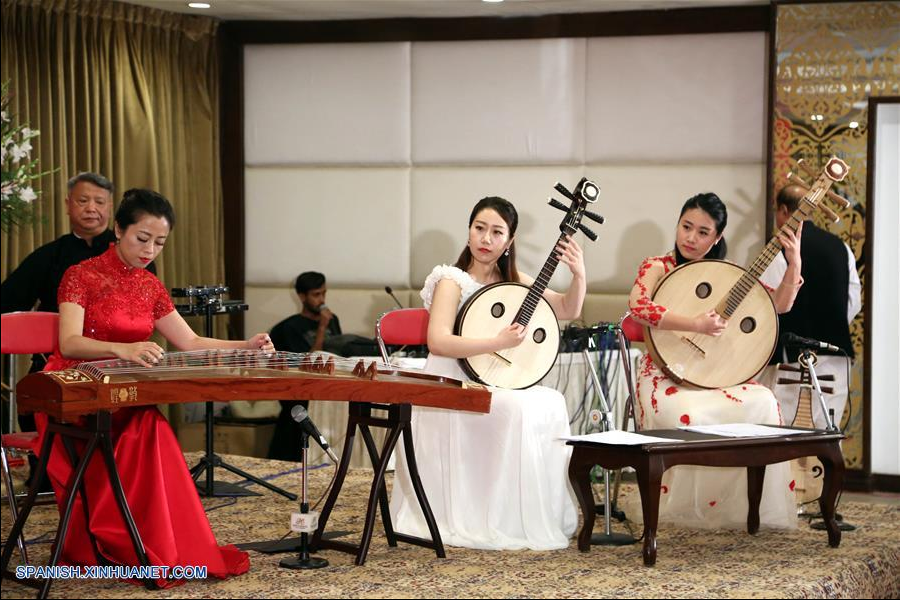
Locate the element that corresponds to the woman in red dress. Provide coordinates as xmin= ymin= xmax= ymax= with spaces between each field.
xmin=37 ymin=188 xmax=274 ymax=585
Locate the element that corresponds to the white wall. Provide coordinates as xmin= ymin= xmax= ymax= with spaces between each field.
xmin=870 ymin=101 xmax=900 ymax=477
xmin=242 ymin=33 xmax=768 ymax=337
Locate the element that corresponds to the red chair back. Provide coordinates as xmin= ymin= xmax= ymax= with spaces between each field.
xmin=377 ymin=308 xmax=430 ymax=346
xmin=1 ymin=312 xmax=59 ymax=355
xmin=620 ymin=313 xmax=644 ymax=343
xmin=376 ymin=308 xmax=429 ymax=362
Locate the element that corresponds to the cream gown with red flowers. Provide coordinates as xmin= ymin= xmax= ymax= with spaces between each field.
xmin=628 ymin=254 xmax=796 ymax=529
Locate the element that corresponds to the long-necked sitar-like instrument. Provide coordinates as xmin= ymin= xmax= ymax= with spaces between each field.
xmin=455 ymin=178 xmax=604 ymax=389
xmin=644 ymin=156 xmax=850 ymax=388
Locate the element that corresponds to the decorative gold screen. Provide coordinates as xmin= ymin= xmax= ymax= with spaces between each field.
xmin=772 ymin=1 xmax=900 ymax=469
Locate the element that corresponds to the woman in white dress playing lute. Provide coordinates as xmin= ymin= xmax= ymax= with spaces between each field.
xmin=390 ymin=196 xmax=586 ymax=550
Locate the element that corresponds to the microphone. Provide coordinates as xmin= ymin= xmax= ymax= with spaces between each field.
xmin=290 ymin=405 xmax=340 ymax=463
xmin=384 ymin=286 xmax=404 ymax=309
xmin=781 ymin=332 xmax=840 ymax=353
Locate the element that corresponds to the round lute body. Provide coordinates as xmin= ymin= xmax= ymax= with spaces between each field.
xmin=644 ymin=156 xmax=850 ymax=389
xmin=455 ymin=282 xmax=560 ymax=389
xmin=644 ymin=260 xmax=777 ymax=388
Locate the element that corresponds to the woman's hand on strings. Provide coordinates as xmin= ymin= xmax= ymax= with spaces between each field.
xmin=494 ymin=323 xmax=527 ymax=351
xmin=248 ymin=333 xmax=275 ymax=353
xmin=117 ymin=341 xmax=165 ymax=368
xmin=693 ymin=310 xmax=728 ymax=336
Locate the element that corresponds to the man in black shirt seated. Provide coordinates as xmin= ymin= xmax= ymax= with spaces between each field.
xmin=269 ymin=271 xmax=342 ymax=355
xmin=267 ymin=271 xmax=342 ymax=460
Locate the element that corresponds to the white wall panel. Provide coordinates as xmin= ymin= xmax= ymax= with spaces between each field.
xmin=583 ymin=163 xmax=767 ymax=291
xmin=245 ymin=167 xmax=410 ymax=286
xmin=586 ymin=33 xmax=767 ymax=163
xmin=243 ymin=35 xmax=771 ymax=337
xmin=410 ymin=167 xmax=584 ymax=288
xmin=244 ymin=43 xmax=411 ymax=165
xmin=412 ymin=39 xmax=586 ymax=164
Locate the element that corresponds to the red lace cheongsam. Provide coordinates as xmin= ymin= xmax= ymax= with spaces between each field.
xmin=37 ymin=245 xmax=249 ymax=586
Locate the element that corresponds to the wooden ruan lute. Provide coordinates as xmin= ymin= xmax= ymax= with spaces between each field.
xmin=644 ymin=156 xmax=850 ymax=388
xmin=455 ymin=178 xmax=604 ymax=389
xmin=15 ymin=350 xmax=491 ymax=422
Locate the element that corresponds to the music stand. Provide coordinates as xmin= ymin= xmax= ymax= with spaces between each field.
xmin=173 ymin=285 xmax=297 ymax=501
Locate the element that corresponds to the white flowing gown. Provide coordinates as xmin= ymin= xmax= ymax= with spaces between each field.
xmin=389 ymin=265 xmax=577 ymax=550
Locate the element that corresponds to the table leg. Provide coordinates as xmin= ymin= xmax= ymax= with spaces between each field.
xmin=567 ymin=448 xmax=596 ymax=552
xmin=636 ymin=456 xmax=663 ymax=566
xmin=746 ymin=465 xmax=765 ymax=535
xmin=818 ymin=442 xmax=845 ymax=548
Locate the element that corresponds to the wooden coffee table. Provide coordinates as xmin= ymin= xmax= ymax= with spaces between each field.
xmin=567 ymin=427 xmax=845 ymax=566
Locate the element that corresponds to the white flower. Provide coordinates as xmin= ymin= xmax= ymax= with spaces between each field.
xmin=9 ymin=140 xmax=31 ymax=162
xmin=19 ymin=187 xmax=37 ymax=203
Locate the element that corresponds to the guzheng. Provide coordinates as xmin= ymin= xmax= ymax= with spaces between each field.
xmin=16 ymin=350 xmax=491 ymax=421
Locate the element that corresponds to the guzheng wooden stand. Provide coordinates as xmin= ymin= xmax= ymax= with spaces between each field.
xmin=1 ymin=412 xmax=157 ymax=599
xmin=311 ymin=402 xmax=444 ymax=566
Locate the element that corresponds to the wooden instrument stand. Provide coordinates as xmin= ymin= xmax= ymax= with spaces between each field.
xmin=312 ymin=402 xmax=444 ymax=565
xmin=1 ymin=412 xmax=157 ymax=599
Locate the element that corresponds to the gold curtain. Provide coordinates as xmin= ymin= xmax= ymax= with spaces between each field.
xmin=0 ymin=0 xmax=222 ymax=295
xmin=772 ymin=1 xmax=900 ymax=469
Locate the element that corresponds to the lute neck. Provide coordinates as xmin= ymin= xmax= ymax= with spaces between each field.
xmin=747 ymin=202 xmax=812 ymax=280
xmin=514 ymin=232 xmax=567 ymax=326
xmin=716 ymin=192 xmax=816 ymax=319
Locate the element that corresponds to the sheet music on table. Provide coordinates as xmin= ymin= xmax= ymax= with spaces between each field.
xmin=677 ymin=423 xmax=810 ymax=437
xmin=559 ymin=430 xmax=684 ymax=445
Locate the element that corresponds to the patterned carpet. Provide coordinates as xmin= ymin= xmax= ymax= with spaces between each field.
xmin=2 ymin=453 xmax=898 ymax=599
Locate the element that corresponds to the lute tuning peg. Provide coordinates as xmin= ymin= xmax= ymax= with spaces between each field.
xmin=794 ymin=159 xmax=851 ymax=208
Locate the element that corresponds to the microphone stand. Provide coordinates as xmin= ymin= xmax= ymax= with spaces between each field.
xmin=800 ymin=349 xmax=838 ymax=433
xmin=237 ymin=424 xmax=348 ymax=554
xmin=798 ymin=350 xmax=856 ymax=532
xmin=280 ymin=430 xmax=328 ymax=569
xmin=582 ymin=335 xmax=635 ymax=546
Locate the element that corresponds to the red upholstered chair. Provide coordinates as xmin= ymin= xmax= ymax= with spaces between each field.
xmin=376 ymin=308 xmax=430 ymax=364
xmin=616 ymin=312 xmax=644 ymax=432
xmin=1 ymin=311 xmax=59 ymax=564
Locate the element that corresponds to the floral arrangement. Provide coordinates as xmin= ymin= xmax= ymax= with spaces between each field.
xmin=2 ymin=81 xmax=53 ymax=232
